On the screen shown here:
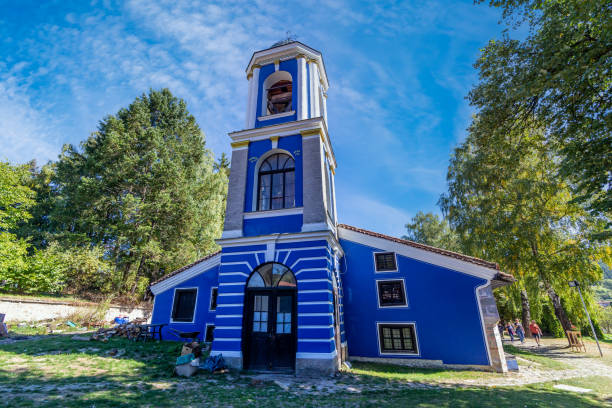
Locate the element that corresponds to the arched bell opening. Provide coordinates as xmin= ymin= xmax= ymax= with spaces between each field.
xmin=242 ymin=263 xmax=297 ymax=371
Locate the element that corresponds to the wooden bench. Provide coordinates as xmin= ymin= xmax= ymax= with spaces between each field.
xmin=567 ymin=330 xmax=586 ymax=352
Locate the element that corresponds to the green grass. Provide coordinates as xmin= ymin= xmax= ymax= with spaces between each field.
xmin=348 ymin=361 xmax=501 ymax=383
xmin=503 ymin=344 xmax=571 ymax=370
xmin=1 ymin=335 xmax=610 ymax=407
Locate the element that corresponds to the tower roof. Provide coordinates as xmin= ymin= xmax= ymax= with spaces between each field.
xmin=246 ymin=41 xmax=329 ymax=90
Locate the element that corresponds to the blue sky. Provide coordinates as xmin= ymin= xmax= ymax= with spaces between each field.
xmin=0 ymin=0 xmax=506 ymax=237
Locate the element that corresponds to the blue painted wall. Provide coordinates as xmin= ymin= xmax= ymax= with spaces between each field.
xmin=211 ymin=240 xmax=338 ymax=359
xmin=150 ymin=264 xmax=219 ymax=342
xmin=243 ymin=214 xmax=302 ymax=236
xmin=340 ymin=239 xmax=490 ymax=366
xmin=255 ymin=60 xmax=298 ymax=128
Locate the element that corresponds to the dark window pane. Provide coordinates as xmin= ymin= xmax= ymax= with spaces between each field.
xmin=379 ymin=324 xmax=417 ymax=353
xmin=253 ymin=295 xmax=269 ymax=332
xmin=172 ymin=289 xmax=197 ymax=322
xmin=284 ymin=171 xmax=295 ymax=208
xmin=210 ymin=287 xmax=218 ymax=310
xmin=377 ymin=280 xmax=406 ymax=306
xmin=205 ymin=325 xmax=215 ymax=342
xmin=375 ymin=252 xmax=397 ymax=271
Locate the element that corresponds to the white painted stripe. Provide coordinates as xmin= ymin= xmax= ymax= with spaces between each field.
xmin=296 ymin=350 xmax=337 ymax=359
xmin=221 ymin=251 xmax=265 ymax=257
xmin=298 ymin=338 xmax=334 ymax=342
xmin=298 ymin=313 xmax=332 ymax=317
xmin=217 ymin=303 xmax=244 ymax=307
xmin=221 ymin=261 xmax=254 ymax=270
xmin=215 ymin=326 xmax=242 ymax=330
xmin=219 ymin=282 xmax=246 ymax=286
xmin=299 ymin=289 xmax=331 ymax=294
xmin=219 ymin=272 xmax=249 ymax=277
xmin=216 ymin=314 xmax=243 ymax=318
xmin=298 ymin=279 xmax=329 ymax=283
xmin=282 ymin=250 xmax=291 ymax=265
xmin=291 ymin=257 xmax=328 ymax=270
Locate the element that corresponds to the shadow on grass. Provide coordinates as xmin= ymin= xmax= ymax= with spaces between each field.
xmin=3 ymin=378 xmax=609 ymax=408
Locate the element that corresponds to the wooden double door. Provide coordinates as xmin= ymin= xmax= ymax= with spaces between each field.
xmin=243 ymin=289 xmax=296 ymax=371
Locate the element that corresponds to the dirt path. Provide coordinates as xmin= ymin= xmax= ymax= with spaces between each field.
xmin=455 ymin=338 xmax=612 ymax=387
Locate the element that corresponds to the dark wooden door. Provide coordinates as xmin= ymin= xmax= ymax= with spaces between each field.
xmin=244 ymin=290 xmax=296 ymax=370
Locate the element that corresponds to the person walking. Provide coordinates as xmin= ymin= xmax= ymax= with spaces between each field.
xmin=514 ymin=318 xmax=525 ymax=343
xmin=506 ymin=321 xmax=515 ymax=341
xmin=529 ymin=320 xmax=543 ymax=346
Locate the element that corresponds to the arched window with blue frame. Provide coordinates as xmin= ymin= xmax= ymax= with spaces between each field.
xmin=257 ymin=153 xmax=295 ymax=211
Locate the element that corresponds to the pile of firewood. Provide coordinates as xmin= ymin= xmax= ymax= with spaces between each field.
xmin=91 ymin=321 xmax=145 ymax=341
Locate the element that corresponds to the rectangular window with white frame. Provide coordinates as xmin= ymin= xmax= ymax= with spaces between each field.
xmin=209 ymin=287 xmax=218 ymax=311
xmin=374 ymin=252 xmax=398 ymax=272
xmin=376 ymin=279 xmax=408 ymax=308
xmin=171 ymin=288 xmax=198 ymax=323
xmin=377 ymin=323 xmax=419 ymax=355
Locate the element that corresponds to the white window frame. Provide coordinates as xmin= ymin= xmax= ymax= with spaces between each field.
xmin=204 ymin=323 xmax=215 ymax=343
xmin=375 ymin=279 xmax=408 ymax=309
xmin=209 ymin=286 xmax=218 ymax=311
xmin=373 ymin=251 xmax=398 ymax=273
xmin=170 ymin=287 xmax=198 ymax=324
xmin=376 ymin=322 xmax=420 ymax=356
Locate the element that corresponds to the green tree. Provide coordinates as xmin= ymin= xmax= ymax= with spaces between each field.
xmin=51 ymin=89 xmax=227 ymax=296
xmin=0 ymin=162 xmax=35 ymax=290
xmin=473 ymin=0 xmax=612 ymax=237
xmin=440 ymin=119 xmax=609 ymax=338
xmin=403 ymin=211 xmax=460 ymax=252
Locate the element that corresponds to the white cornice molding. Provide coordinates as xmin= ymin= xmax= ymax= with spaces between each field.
xmin=246 ymin=42 xmax=329 ymax=90
xmin=150 ymin=253 xmax=222 ymax=295
xmin=337 ymin=227 xmax=497 ymax=281
xmin=216 ymin=229 xmax=343 ymax=257
xmin=243 ymin=207 xmax=303 ymax=219
xmin=228 ymin=117 xmax=336 ymax=168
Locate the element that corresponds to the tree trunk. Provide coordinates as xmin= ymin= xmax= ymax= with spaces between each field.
xmin=543 ymin=280 xmax=573 ymax=334
xmin=529 ymin=240 xmax=572 ymax=345
xmin=520 ymin=289 xmax=531 ymax=331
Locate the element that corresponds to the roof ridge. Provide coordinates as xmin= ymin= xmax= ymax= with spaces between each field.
xmin=337 ymin=223 xmax=500 ymax=270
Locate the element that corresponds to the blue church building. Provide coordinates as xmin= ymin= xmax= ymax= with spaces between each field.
xmin=149 ymin=41 xmax=514 ymax=375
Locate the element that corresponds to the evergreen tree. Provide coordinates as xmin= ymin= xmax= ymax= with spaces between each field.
xmin=51 ymin=89 xmax=227 ymax=296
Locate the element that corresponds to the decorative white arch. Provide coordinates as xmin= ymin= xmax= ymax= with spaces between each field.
xmin=261 ymin=70 xmax=293 ymax=116
xmin=251 ymin=148 xmax=295 ymax=212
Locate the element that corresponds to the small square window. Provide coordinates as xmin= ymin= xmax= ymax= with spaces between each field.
xmin=210 ymin=287 xmax=218 ymax=311
xmin=375 ymin=252 xmax=397 ymax=272
xmin=377 ymin=280 xmax=407 ymax=307
xmin=378 ymin=324 xmax=417 ymax=354
xmin=205 ymin=325 xmax=215 ymax=343
xmin=171 ymin=288 xmax=197 ymax=322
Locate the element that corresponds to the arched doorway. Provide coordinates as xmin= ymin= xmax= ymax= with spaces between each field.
xmin=243 ymin=263 xmax=297 ymax=371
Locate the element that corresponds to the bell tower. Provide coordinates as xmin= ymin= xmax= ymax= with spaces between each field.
xmin=212 ymin=42 xmax=345 ymax=376
xmin=221 ymin=41 xmax=337 ymax=239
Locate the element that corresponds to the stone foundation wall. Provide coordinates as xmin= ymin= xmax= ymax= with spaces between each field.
xmin=0 ymin=298 xmax=151 ymax=323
